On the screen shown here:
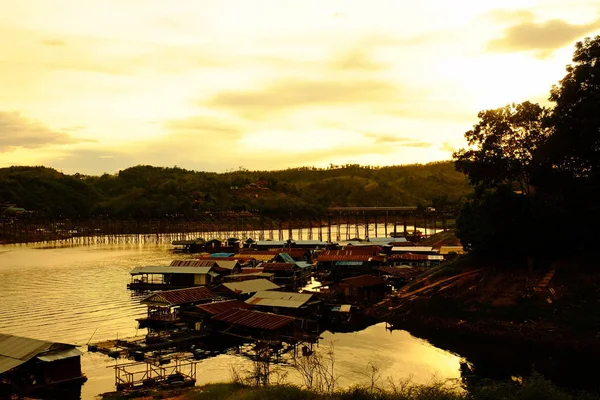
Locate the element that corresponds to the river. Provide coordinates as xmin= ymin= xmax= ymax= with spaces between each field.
xmin=0 ymin=241 xmax=462 ymax=399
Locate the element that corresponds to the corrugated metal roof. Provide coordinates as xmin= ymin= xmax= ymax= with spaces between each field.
xmin=221 ymin=279 xmax=280 ymax=294
xmin=391 ymin=246 xmax=435 ymax=253
xmin=141 ymin=286 xmax=217 ymax=306
xmin=130 ymin=266 xmax=214 ymax=275
xmin=171 ymin=260 xmax=216 ymax=267
xmin=213 ymin=260 xmax=239 ymax=270
xmin=334 ymin=261 xmax=365 ymax=266
xmin=255 ymin=241 xmax=287 ymax=246
xmin=390 ymin=253 xmax=444 ymax=261
xmin=212 ymin=309 xmax=295 ymax=330
xmin=210 ymin=253 xmax=236 ymax=257
xmin=245 ymin=291 xmax=313 ymax=308
xmin=341 ymin=275 xmax=387 ymax=288
xmin=367 ymin=237 xmax=399 ymax=244
xmin=234 ymin=254 xmax=276 ymax=261
xmin=318 ymin=253 xmax=379 ymax=262
xmin=196 ymin=300 xmax=252 ymax=315
xmin=262 ymin=263 xmax=297 ymax=271
xmin=278 ymin=252 xmax=296 ymax=264
xmin=292 ymin=240 xmax=328 ymax=245
xmin=37 ymin=347 xmax=82 ymax=362
xmin=295 ymin=262 xmax=312 ymax=269
xmin=0 ymin=333 xmax=75 ymax=374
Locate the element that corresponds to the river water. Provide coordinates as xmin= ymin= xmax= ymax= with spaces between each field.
xmin=0 ymin=242 xmax=462 ymax=399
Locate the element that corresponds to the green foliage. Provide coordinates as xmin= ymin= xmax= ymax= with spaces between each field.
xmin=0 ymin=162 xmax=471 ymax=219
xmin=454 ymin=35 xmax=600 ymax=259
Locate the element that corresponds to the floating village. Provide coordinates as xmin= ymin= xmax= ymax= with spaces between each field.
xmin=0 ymin=228 xmax=464 ymax=398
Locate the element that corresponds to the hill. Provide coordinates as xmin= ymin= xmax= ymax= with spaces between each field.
xmin=0 ymin=162 xmax=471 ymax=219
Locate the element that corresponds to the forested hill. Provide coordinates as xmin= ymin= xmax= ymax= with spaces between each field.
xmin=0 ymin=162 xmax=470 ymax=219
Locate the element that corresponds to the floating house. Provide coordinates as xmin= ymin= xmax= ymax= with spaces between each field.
xmin=172 ymin=238 xmax=205 ymax=253
xmin=329 ymin=275 xmax=390 ymax=303
xmin=128 ymin=260 xmax=220 ymax=290
xmin=245 ymin=290 xmax=320 ymax=318
xmin=388 ymin=253 xmax=444 ymax=267
xmin=0 ymin=333 xmax=86 ymax=397
xmin=316 ymin=248 xmax=385 ymax=279
xmin=211 ymin=308 xmax=301 ymax=342
xmin=137 ymin=286 xmax=218 ymax=329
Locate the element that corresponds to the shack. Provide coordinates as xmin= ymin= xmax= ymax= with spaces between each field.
xmin=190 ymin=300 xmax=253 ymax=333
xmin=316 ymin=248 xmax=385 ymax=279
xmin=137 ymin=286 xmax=218 ymax=329
xmin=245 ymin=291 xmax=320 ymax=318
xmin=213 ymin=279 xmax=280 ymax=299
xmin=128 ymin=262 xmax=220 ymax=290
xmin=388 ymin=253 xmax=444 ymax=267
xmin=211 ymin=309 xmax=300 ymax=342
xmin=172 ymin=238 xmax=205 ymax=253
xmin=330 ymin=275 xmax=390 ymax=303
xmin=0 ymin=333 xmax=86 ymax=398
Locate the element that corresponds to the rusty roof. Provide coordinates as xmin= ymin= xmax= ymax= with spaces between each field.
xmin=391 ymin=253 xmax=444 ymax=261
xmin=196 ymin=300 xmax=251 ymax=315
xmin=141 ymin=286 xmax=217 ymax=306
xmin=262 ymin=263 xmax=297 ymax=271
xmin=211 ymin=308 xmax=295 ymax=330
xmin=341 ymin=275 xmax=387 ymax=288
xmin=234 ymin=254 xmax=276 ymax=261
xmin=318 ymin=252 xmax=384 ymax=262
xmin=171 ymin=260 xmax=217 ymax=267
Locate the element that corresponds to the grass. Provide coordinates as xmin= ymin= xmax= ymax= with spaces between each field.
xmin=101 ymin=374 xmax=599 ymax=400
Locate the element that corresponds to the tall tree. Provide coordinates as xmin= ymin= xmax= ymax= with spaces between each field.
xmin=453 ymin=101 xmax=550 ymax=197
xmin=546 ymin=35 xmax=600 ymax=178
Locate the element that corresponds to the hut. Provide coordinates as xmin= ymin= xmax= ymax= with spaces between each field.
xmin=330 ymin=275 xmax=390 ymax=303
xmin=0 ymin=333 xmax=86 ymax=397
xmin=245 ymin=291 xmax=320 ymax=318
xmin=137 ymin=286 xmax=218 ymax=329
xmin=128 ymin=261 xmax=220 ymax=290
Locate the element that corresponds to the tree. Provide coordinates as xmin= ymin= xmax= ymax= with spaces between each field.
xmin=453 ymin=101 xmax=550 ymax=197
xmin=546 ymin=35 xmax=600 ymax=178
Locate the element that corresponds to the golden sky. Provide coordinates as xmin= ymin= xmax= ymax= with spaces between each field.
xmin=1 ymin=0 xmax=599 ymax=174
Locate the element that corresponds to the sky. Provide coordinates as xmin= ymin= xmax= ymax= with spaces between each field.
xmin=1 ymin=0 xmax=599 ymax=175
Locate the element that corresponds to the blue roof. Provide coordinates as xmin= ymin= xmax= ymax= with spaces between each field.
xmin=334 ymin=261 xmax=365 ymax=266
xmin=210 ymin=253 xmax=236 ymax=257
xmin=278 ymin=253 xmax=296 ymax=264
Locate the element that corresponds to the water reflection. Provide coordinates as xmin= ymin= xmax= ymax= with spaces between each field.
xmin=0 ymin=242 xmax=462 ymax=399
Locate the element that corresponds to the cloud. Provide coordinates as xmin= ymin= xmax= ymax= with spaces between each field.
xmin=487 ymin=18 xmax=600 ymax=56
xmin=41 ymin=39 xmax=66 ymax=46
xmin=163 ymin=116 xmax=242 ymax=138
xmin=330 ymin=48 xmax=385 ymax=71
xmin=0 ymin=111 xmax=80 ymax=151
xmin=205 ymin=78 xmax=400 ymax=118
xmin=363 ymin=132 xmax=432 ymax=148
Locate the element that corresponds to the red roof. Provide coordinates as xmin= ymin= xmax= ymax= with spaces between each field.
xmin=196 ymin=300 xmax=251 ymax=315
xmin=277 ymin=248 xmax=307 ymax=258
xmin=171 ymin=260 xmax=216 ymax=267
xmin=142 ymin=286 xmax=217 ymax=306
xmin=341 ymin=275 xmax=387 ymax=288
xmin=340 ymin=246 xmax=382 ymax=254
xmin=262 ymin=263 xmax=297 ymax=271
xmin=390 ymin=253 xmax=430 ymax=261
xmin=211 ymin=308 xmax=295 ymax=330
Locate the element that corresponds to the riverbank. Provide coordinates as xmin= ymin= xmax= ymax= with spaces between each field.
xmin=371 ymin=251 xmax=600 ymax=388
xmin=100 ymin=375 xmax=599 ymax=400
